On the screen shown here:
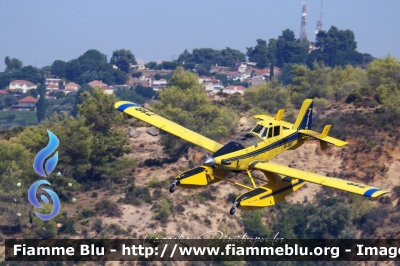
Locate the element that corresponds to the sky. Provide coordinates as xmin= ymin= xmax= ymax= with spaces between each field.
xmin=1 ymin=0 xmax=400 ymax=71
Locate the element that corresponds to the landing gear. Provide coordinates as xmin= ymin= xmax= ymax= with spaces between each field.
xmin=169 ymin=180 xmax=178 ymax=193
xmin=230 ymin=202 xmax=239 ymax=215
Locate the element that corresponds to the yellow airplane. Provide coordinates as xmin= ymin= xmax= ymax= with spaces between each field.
xmin=115 ymin=99 xmax=389 ymax=215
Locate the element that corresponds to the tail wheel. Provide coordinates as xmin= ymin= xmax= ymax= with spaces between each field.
xmin=230 ymin=202 xmax=239 ymax=215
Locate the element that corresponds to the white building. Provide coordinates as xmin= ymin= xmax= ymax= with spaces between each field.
xmin=204 ymin=79 xmax=223 ymax=93
xmin=65 ymin=82 xmax=80 ymax=92
xmin=45 ymin=78 xmax=62 ymax=86
xmin=223 ymin=85 xmax=246 ymax=95
xmin=152 ymin=79 xmax=167 ymax=91
xmin=9 ymin=80 xmax=37 ymax=93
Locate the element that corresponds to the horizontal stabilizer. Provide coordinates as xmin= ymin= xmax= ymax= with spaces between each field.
xmin=299 ymin=129 xmax=347 ymax=147
xmin=251 ymin=162 xmax=389 ymax=198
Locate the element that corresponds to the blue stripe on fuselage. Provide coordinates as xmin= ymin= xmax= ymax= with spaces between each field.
xmin=223 ymin=132 xmax=300 ymax=161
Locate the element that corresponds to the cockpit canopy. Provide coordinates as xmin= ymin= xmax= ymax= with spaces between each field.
xmin=251 ymin=122 xmax=281 ymax=139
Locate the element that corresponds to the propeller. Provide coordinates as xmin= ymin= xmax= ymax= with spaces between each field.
xmin=200 ymin=148 xmax=215 ymax=166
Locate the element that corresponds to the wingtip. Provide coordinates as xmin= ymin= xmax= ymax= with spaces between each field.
xmin=114 ymin=101 xmax=139 ymax=111
xmin=370 ymin=190 xmax=390 ymax=198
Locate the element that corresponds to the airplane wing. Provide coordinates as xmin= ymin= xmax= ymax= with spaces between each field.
xmin=115 ymin=101 xmax=223 ymax=153
xmin=250 ymin=161 xmax=389 ymax=198
xmin=254 ymin=115 xmax=294 ymax=129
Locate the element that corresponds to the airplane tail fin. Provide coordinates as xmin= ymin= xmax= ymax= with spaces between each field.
xmin=294 ymin=99 xmax=313 ymax=130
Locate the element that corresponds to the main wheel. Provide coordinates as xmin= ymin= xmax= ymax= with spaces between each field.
xmin=169 ymin=183 xmax=176 ymax=193
xmin=230 ymin=202 xmax=238 ymax=215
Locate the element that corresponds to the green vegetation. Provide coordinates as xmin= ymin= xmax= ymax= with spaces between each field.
xmin=115 ymin=85 xmax=158 ymax=104
xmin=0 ymin=110 xmax=37 ymax=130
xmin=153 ymin=67 xmax=237 ymax=159
xmin=177 ymin=47 xmax=246 ymax=67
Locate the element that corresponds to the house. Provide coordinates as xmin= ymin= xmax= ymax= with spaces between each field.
xmin=249 ymin=77 xmax=266 ymax=87
xmin=10 ymin=96 xmax=37 ymax=111
xmin=253 ymin=67 xmax=282 ymax=78
xmin=204 ymin=79 xmax=223 ymax=93
xmin=0 ymin=90 xmax=9 ymax=95
xmin=237 ymin=63 xmax=248 ymax=73
xmin=63 ymin=88 xmax=76 ymax=95
xmin=65 ymin=82 xmax=80 ymax=92
xmin=46 ymin=84 xmax=59 ymax=92
xmin=132 ymin=76 xmax=152 ymax=87
xmin=130 ymin=64 xmax=146 ymax=70
xmin=223 ymin=85 xmax=246 ymax=95
xmin=88 ymin=80 xmax=108 ymax=88
xmin=152 ymin=79 xmax=167 ymax=91
xmin=45 ymin=78 xmax=62 ymax=86
xmin=9 ymin=80 xmax=37 ymax=93
xmin=114 ymin=85 xmax=131 ymax=90
xmin=226 ymin=72 xmax=243 ymax=81
xmin=198 ymin=75 xmax=211 ymax=84
xmin=102 ymin=86 xmax=115 ymax=95
xmin=253 ymin=69 xmax=269 ymax=78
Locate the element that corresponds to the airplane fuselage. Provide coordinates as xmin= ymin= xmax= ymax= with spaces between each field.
xmin=211 ymin=127 xmax=308 ymax=171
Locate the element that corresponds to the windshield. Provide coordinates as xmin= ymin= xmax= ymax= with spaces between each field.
xmin=251 ymin=124 xmax=264 ymax=134
xmin=212 ymin=141 xmax=245 ymax=158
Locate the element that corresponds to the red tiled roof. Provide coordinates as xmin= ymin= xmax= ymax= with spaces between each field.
xmin=88 ymin=80 xmax=108 ymax=87
xmin=102 ymin=86 xmax=115 ymax=90
xmin=254 ymin=69 xmax=269 ymax=75
xmin=66 ymin=82 xmax=79 ymax=86
xmin=227 ymin=72 xmax=241 ymax=76
xmin=225 ymin=85 xmax=246 ymax=91
xmin=46 ymin=84 xmax=58 ymax=89
xmin=11 ymin=80 xmax=35 ymax=85
xmin=208 ymin=79 xmax=220 ymax=83
xmin=0 ymin=90 xmax=9 ymax=95
xmin=18 ymin=96 xmax=37 ymax=103
xmin=64 ymin=88 xmax=76 ymax=91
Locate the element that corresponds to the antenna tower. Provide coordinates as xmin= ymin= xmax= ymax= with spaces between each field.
xmin=315 ymin=0 xmax=323 ymax=34
xmin=300 ymin=2 xmax=308 ymax=40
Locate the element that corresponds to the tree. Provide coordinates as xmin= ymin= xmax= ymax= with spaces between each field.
xmin=246 ymin=39 xmax=269 ymax=68
xmin=145 ymin=61 xmax=157 ymax=70
xmin=242 ymin=210 xmax=271 ymax=237
xmin=308 ymin=26 xmax=364 ymax=68
xmin=177 ymin=47 xmax=245 ymax=67
xmin=65 ymin=59 xmax=82 ymax=82
xmin=367 ymin=56 xmax=400 ymax=88
xmin=79 ymin=50 xmax=107 ymax=71
xmin=4 ymin=56 xmax=22 ymax=73
xmin=153 ymin=67 xmax=237 ymax=159
xmin=51 ymin=60 xmax=67 ymax=78
xmin=36 ymin=85 xmax=48 ymax=122
xmin=17 ymin=66 xmax=42 ymax=84
xmin=243 ymin=81 xmax=290 ymax=113
xmin=78 ymin=88 xmax=124 ymax=133
xmin=110 ymin=49 xmax=137 ymax=73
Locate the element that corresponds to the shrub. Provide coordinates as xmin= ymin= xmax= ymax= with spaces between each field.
xmin=95 ymin=199 xmax=122 ymax=217
xmin=152 ymin=198 xmax=172 ymax=224
xmin=92 ymin=219 xmax=103 ymax=233
xmin=122 ymin=186 xmax=152 ymax=205
xmin=81 ymin=209 xmax=96 ymax=218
